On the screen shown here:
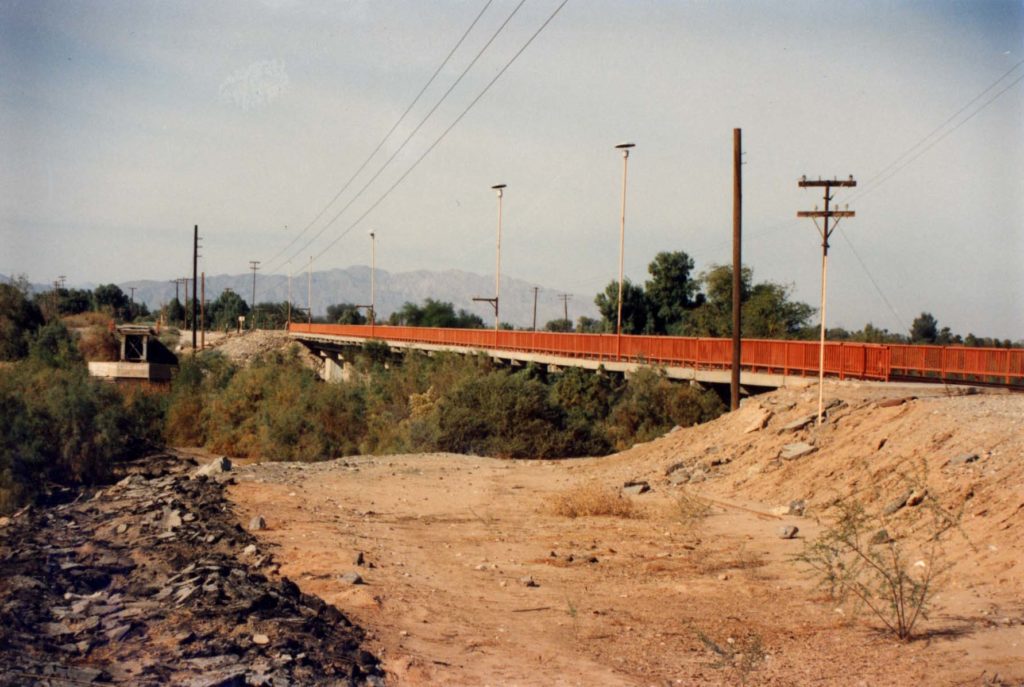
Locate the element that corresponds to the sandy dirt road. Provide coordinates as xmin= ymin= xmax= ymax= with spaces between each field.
xmin=228 ymin=385 xmax=1023 ymax=685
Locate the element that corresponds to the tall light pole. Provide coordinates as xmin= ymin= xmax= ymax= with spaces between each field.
xmin=369 ymin=231 xmax=376 ymax=325
xmin=287 ymin=261 xmax=293 ymax=326
xmin=492 ymin=184 xmax=506 ymax=332
xmin=248 ymin=260 xmax=260 ymax=330
xmin=615 ymin=142 xmax=635 ymax=357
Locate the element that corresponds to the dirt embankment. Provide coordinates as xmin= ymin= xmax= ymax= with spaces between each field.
xmin=229 ymin=382 xmax=1024 ymax=686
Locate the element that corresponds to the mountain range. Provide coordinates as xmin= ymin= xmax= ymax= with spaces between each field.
xmin=4 ymin=268 xmax=600 ymax=329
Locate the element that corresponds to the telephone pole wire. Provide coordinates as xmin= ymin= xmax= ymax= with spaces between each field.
xmin=798 ymin=175 xmax=856 ymax=425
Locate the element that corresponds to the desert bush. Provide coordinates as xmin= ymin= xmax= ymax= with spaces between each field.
xmin=0 ymin=357 xmax=164 ymax=513
xmin=77 ymin=325 xmax=119 ymax=361
xmin=794 ymin=499 xmax=948 ymax=640
xmin=62 ymin=311 xmax=114 ymax=329
xmin=0 ymin=279 xmax=44 ymax=360
xmin=604 ymin=367 xmax=724 ymax=449
xmin=549 ymin=482 xmax=639 ymax=518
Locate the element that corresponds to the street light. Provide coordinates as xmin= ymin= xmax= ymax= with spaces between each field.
xmin=614 ymin=142 xmax=635 ymax=355
xmin=368 ymin=231 xmax=376 ymax=325
xmin=491 ymin=184 xmax=506 ymax=332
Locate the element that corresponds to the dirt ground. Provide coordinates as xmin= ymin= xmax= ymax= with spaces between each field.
xmin=228 ymin=382 xmax=1024 ymax=686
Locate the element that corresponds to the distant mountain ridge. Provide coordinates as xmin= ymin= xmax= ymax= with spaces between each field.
xmin=110 ymin=267 xmax=600 ymax=328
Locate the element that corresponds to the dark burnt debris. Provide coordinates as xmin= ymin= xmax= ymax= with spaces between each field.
xmin=0 ymin=452 xmax=384 ymax=686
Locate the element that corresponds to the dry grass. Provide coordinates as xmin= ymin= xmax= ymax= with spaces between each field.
xmin=62 ymin=312 xmax=113 ymax=328
xmin=77 ymin=326 xmax=119 ymax=362
xmin=672 ymin=487 xmax=712 ymax=526
xmin=549 ymin=482 xmax=640 ymax=519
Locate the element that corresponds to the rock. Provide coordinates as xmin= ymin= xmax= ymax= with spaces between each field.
xmin=668 ymin=470 xmax=691 ymax=485
xmin=622 ymin=481 xmax=651 ymax=495
xmin=243 ymin=544 xmax=258 ymax=556
xmin=252 ymin=633 xmax=270 ymax=646
xmin=0 ymin=516 xmax=10 ymax=528
xmin=339 ymin=572 xmax=364 ymax=585
xmin=778 ymin=525 xmax=799 ymax=539
xmin=249 ymin=515 xmax=267 ymax=531
xmin=787 ymin=499 xmax=806 ymax=516
xmin=744 ymin=408 xmax=773 ymax=433
xmin=161 ymin=508 xmax=183 ymax=531
xmin=906 ymin=489 xmax=926 ymax=507
xmin=883 ymin=491 xmax=911 ymax=515
xmin=948 ymin=453 xmax=980 ymax=466
xmin=520 ymin=576 xmax=539 ymax=588
xmin=780 ymin=415 xmax=815 ymax=433
xmin=688 ymin=470 xmax=707 ymax=484
xmin=869 ymin=529 xmax=892 ymax=545
xmin=876 ymin=397 xmax=914 ymax=408
xmin=779 ymin=442 xmax=816 ymax=461
xmin=105 ymin=623 xmax=133 ymax=642
xmin=115 ymin=523 xmax=128 ymax=534
xmin=195 ymin=456 xmax=232 ymax=478
xmin=664 ymin=461 xmax=688 ymax=476
xmin=354 ymin=551 xmax=365 ymax=566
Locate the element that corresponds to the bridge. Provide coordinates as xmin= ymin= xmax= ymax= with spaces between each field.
xmin=288 ymin=323 xmax=1023 ymax=390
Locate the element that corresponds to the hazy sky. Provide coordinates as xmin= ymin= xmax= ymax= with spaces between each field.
xmin=2 ymin=0 xmax=1022 ymax=338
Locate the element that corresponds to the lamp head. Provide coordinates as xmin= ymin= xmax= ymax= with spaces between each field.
xmin=615 ymin=142 xmax=636 ymax=149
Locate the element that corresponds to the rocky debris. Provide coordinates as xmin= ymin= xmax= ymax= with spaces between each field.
xmin=779 ymin=415 xmax=816 ymax=433
xmin=876 ymin=397 xmax=915 ymax=408
xmin=339 ymin=573 xmax=364 ymax=586
xmin=787 ymin=499 xmax=806 ymax=517
xmin=519 ymin=576 xmax=539 ymax=588
xmin=664 ymin=461 xmax=688 ymax=477
xmin=905 ymin=489 xmax=926 ymax=507
xmin=948 ymin=453 xmax=980 ymax=466
xmin=0 ymin=451 xmax=382 ymax=686
xmin=779 ymin=442 xmax=817 ymax=461
xmin=354 ymin=552 xmax=365 ymax=567
xmin=248 ymin=515 xmax=267 ymax=531
xmin=744 ymin=408 xmax=773 ymax=433
xmin=622 ymin=480 xmax=651 ymax=495
xmin=778 ymin=525 xmax=799 ymax=540
xmin=883 ymin=490 xmax=912 ymax=515
xmin=195 ymin=457 xmax=232 ymax=478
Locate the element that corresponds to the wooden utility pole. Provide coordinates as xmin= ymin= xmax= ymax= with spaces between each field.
xmin=183 ymin=279 xmax=189 ymax=334
xmin=798 ymin=175 xmax=856 ymax=425
xmin=731 ymin=129 xmax=742 ymax=411
xmin=249 ymin=260 xmax=260 ymax=330
xmin=558 ymin=294 xmax=571 ymax=323
xmin=307 ymin=256 xmax=312 ymax=325
xmin=192 ymin=225 xmax=198 ymax=353
xmin=532 ymin=287 xmax=539 ymax=331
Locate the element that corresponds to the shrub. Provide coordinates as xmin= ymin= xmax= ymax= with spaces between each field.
xmin=0 ymin=279 xmax=44 ymax=361
xmin=604 ymin=367 xmax=724 ymax=449
xmin=549 ymin=482 xmax=638 ymax=518
xmin=0 ymin=358 xmax=164 ymax=513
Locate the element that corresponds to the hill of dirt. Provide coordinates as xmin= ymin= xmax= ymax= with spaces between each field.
xmin=228 ymin=381 xmax=1024 ymax=685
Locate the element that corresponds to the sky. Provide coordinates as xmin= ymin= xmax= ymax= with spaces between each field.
xmin=2 ymin=0 xmax=1022 ymax=339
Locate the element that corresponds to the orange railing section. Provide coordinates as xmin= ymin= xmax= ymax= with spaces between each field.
xmin=288 ymin=323 xmax=1023 ymax=386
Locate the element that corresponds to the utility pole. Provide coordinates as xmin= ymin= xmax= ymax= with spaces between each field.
xmin=531 ymin=287 xmax=539 ymax=331
xmin=558 ymin=294 xmax=571 ymax=324
xmin=798 ymin=175 xmax=856 ymax=425
xmin=614 ymin=142 xmax=635 ymax=358
xmin=183 ymin=278 xmax=189 ymax=333
xmin=731 ymin=128 xmax=742 ymax=412
xmin=369 ymin=231 xmax=376 ymax=325
xmin=200 ymin=272 xmax=206 ymax=350
xmin=249 ymin=260 xmax=260 ymax=330
xmin=192 ymin=225 xmax=198 ymax=352
xmin=287 ymin=262 xmax=292 ymax=327
xmin=57 ymin=275 xmax=66 ymax=289
xmin=307 ymin=256 xmax=312 ymax=325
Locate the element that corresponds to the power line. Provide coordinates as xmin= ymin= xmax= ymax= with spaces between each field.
xmin=263 ymin=0 xmax=496 ymax=271
xmin=308 ymin=0 xmax=570 ymax=265
xmin=272 ymin=0 xmax=532 ymax=273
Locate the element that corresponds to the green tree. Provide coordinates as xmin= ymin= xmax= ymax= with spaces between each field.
xmin=207 ymin=290 xmax=250 ymax=331
xmin=93 ymin=284 xmax=129 ymax=319
xmin=594 ymin=279 xmax=648 ymax=334
xmin=909 ymin=312 xmax=938 ymax=344
xmin=744 ymin=282 xmax=815 ymax=338
xmin=327 ymin=303 xmax=367 ymax=325
xmin=544 ymin=318 xmax=573 ymax=332
xmin=684 ymin=265 xmax=751 ymax=337
xmin=644 ymin=250 xmax=702 ymax=334
xmin=575 ymin=316 xmax=604 ymax=333
xmin=165 ymin=298 xmax=185 ymax=326
xmin=0 ymin=279 xmax=44 ymax=360
xmin=388 ymin=299 xmax=484 ymax=328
